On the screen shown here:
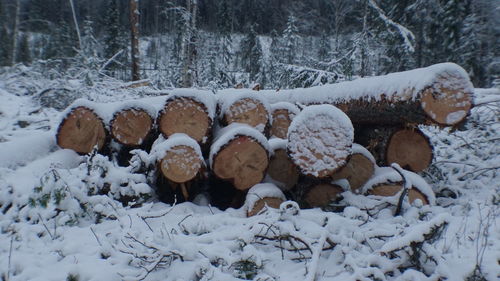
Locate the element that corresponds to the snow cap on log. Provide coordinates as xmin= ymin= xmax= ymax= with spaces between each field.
xmin=266 ymin=138 xmax=299 ymax=191
xmin=150 ymin=134 xmax=203 ymax=183
xmin=270 ymin=102 xmax=300 ymax=139
xmin=244 ymin=183 xmax=286 ymax=216
xmin=361 ymin=166 xmax=436 ymax=205
xmin=158 ymin=91 xmax=215 ymax=144
xmin=287 ymin=104 xmax=354 ymax=178
xmin=219 ymin=91 xmax=271 ymax=133
xmin=110 ymin=100 xmax=157 ymax=146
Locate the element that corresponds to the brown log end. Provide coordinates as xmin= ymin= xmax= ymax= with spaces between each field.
xmin=224 ymin=98 xmax=269 ymax=133
xmin=212 ymin=136 xmax=269 ymax=191
xmin=57 ymin=106 xmax=107 ymax=154
xmin=110 ymin=108 xmax=153 ymax=146
xmin=331 ymin=152 xmax=375 ymax=193
xmin=368 ymin=184 xmax=429 ymax=205
xmin=158 ymin=97 xmax=211 ymax=144
xmin=420 ymin=73 xmax=472 ymax=126
xmin=287 ymin=105 xmax=354 ymax=178
xmin=386 ymin=128 xmax=433 ymax=172
xmin=267 ymin=148 xmax=300 ymax=191
xmin=159 ymin=144 xmax=202 ymax=183
xmin=247 ymin=197 xmax=284 ymax=217
xmin=304 ymin=183 xmax=344 ymax=208
xmin=270 ymin=105 xmax=298 ymax=139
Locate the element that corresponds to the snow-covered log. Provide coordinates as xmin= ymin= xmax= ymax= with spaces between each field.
xmin=220 ymin=93 xmax=271 ymax=135
xmin=331 ymin=144 xmax=376 ymax=193
xmin=269 ymin=102 xmax=300 ymax=139
xmin=110 ymin=105 xmax=155 ymax=147
xmin=303 ymin=183 xmax=344 ymax=208
xmin=56 ymin=105 xmax=107 ymax=154
xmin=266 ymin=138 xmax=299 ymax=191
xmin=245 ymin=183 xmax=286 ymax=216
xmin=210 ymin=125 xmax=269 ymax=191
xmin=386 ymin=128 xmax=433 ymax=172
xmin=287 ymin=104 xmax=354 ymax=178
xmin=157 ymin=93 xmax=215 ymax=147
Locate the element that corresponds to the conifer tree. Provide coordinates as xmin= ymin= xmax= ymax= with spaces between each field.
xmin=282 ymin=14 xmax=299 ymax=64
xmin=240 ymin=24 xmax=262 ymax=83
xmin=17 ymin=33 xmax=31 ymax=64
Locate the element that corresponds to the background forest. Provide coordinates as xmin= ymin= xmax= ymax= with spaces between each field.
xmin=0 ymin=0 xmax=499 ymax=89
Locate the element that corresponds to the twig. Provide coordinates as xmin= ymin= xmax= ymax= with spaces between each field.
xmin=38 ymin=214 xmax=54 ymax=240
xmin=7 ymin=234 xmax=14 ymax=281
xmin=391 ymin=163 xmax=410 ymax=216
xmin=90 ymin=226 xmax=102 ymax=247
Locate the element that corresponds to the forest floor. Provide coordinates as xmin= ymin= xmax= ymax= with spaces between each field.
xmin=0 ymin=65 xmax=499 ymax=281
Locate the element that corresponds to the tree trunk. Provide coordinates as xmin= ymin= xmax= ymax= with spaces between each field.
xmin=385 ymin=128 xmax=433 ymax=172
xmin=110 ymin=108 xmax=154 ymax=147
xmin=56 ymin=106 xmax=107 ymax=154
xmin=10 ymin=0 xmax=20 ymax=65
xmin=129 ymin=0 xmax=140 ymax=81
xmin=287 ymin=105 xmax=354 ymax=178
xmin=267 ymin=143 xmax=299 ymax=191
xmin=269 ymin=102 xmax=300 ymax=139
xmin=222 ymin=97 xmax=270 ymax=135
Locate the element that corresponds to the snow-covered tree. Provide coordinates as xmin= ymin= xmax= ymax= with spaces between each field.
xmin=282 ymin=14 xmax=300 ymax=64
xmin=241 ymin=24 xmax=262 ymax=83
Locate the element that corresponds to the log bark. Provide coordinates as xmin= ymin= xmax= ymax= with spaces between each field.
xmin=56 ymin=106 xmax=107 ymax=154
xmin=110 ymin=108 xmax=154 ymax=147
xmin=287 ymin=105 xmax=354 ymax=178
xmin=267 ymin=147 xmax=299 ymax=191
xmin=368 ymin=184 xmax=429 ymax=205
xmin=222 ymin=97 xmax=270 ymax=134
xmin=211 ymin=135 xmax=269 ymax=191
xmin=331 ymin=144 xmax=376 ymax=193
xmin=354 ymin=125 xmax=398 ymax=167
xmin=386 ymin=128 xmax=433 ymax=172
xmin=157 ymin=97 xmax=212 ymax=146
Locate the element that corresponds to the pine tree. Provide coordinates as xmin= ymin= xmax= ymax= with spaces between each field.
xmin=241 ymin=24 xmax=262 ymax=83
xmin=441 ymin=0 xmax=469 ymax=63
xmin=216 ymin=0 xmax=233 ymax=82
xmin=282 ymin=14 xmax=300 ymax=64
xmin=17 ymin=33 xmax=31 ymax=64
xmin=318 ymin=34 xmax=330 ymax=62
xmin=0 ymin=0 xmax=10 ymax=66
xmin=103 ymin=0 xmax=122 ymax=60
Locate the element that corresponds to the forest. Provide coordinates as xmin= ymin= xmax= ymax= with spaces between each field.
xmin=1 ymin=0 xmax=499 ymax=89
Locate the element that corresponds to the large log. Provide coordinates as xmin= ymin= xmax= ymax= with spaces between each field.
xmin=110 ymin=106 xmax=155 ymax=147
xmin=157 ymin=94 xmax=214 ymax=146
xmin=266 ymin=138 xmax=299 ymax=191
xmin=245 ymin=183 xmax=286 ymax=216
xmin=303 ymin=183 xmax=344 ymax=208
xmin=220 ymin=93 xmax=271 ymax=134
xmin=254 ymin=63 xmax=473 ymax=127
xmin=57 ymin=106 xmax=107 ymax=154
xmin=386 ymin=128 xmax=433 ymax=172
xmin=210 ymin=125 xmax=269 ymax=191
xmin=331 ymin=143 xmax=376 ymax=193
xmin=287 ymin=104 xmax=354 ymax=178
xmin=269 ymin=102 xmax=300 ymax=139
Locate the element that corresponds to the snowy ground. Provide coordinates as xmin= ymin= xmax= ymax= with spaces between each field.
xmin=0 ymin=66 xmax=499 ymax=281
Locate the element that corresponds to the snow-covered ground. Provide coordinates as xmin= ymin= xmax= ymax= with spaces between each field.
xmin=0 ymin=66 xmax=499 ymax=281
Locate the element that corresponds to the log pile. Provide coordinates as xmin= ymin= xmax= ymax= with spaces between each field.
xmin=55 ymin=63 xmax=473 ymax=215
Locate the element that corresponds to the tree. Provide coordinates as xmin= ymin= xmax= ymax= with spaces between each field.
xmin=129 ymin=0 xmax=140 ymax=81
xmin=282 ymin=14 xmax=299 ymax=64
xmin=241 ymin=24 xmax=262 ymax=83
xmin=0 ymin=0 xmax=10 ymax=65
xmin=17 ymin=32 xmax=31 ymax=64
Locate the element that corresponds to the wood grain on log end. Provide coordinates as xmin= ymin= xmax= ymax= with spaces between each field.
xmin=270 ymin=108 xmax=294 ymax=139
xmin=331 ymin=153 xmax=375 ymax=193
xmin=386 ymin=128 xmax=433 ymax=172
xmin=110 ymin=108 xmax=153 ymax=146
xmin=267 ymin=149 xmax=299 ymax=191
xmin=369 ymin=184 xmax=429 ymax=205
xmin=304 ymin=183 xmax=343 ymax=208
xmin=160 ymin=144 xmax=202 ymax=183
xmin=212 ymin=136 xmax=268 ymax=190
xmin=224 ymin=98 xmax=269 ymax=133
xmin=57 ymin=106 xmax=106 ymax=154
xmin=247 ymin=197 xmax=284 ymax=217
xmin=158 ymin=97 xmax=211 ymax=144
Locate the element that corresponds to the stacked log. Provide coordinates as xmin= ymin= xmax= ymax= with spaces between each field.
xmin=245 ymin=183 xmax=286 ymax=216
xmin=266 ymin=138 xmax=299 ymax=191
xmin=220 ymin=93 xmax=271 ymax=135
xmin=269 ymin=102 xmax=300 ymax=139
xmin=331 ymin=144 xmax=376 ymax=193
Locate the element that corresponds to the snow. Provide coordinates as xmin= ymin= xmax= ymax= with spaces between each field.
xmin=270 ymin=101 xmax=301 ymax=116
xmin=0 ymin=66 xmax=499 ymax=281
xmin=268 ymin=137 xmax=287 ymax=154
xmin=217 ymin=91 xmax=272 ymax=129
xmin=209 ymin=123 xmax=270 ymax=168
xmin=287 ymin=104 xmax=354 ymax=176
xmin=243 ymin=183 xmax=286 ymax=213
xmin=351 ymin=143 xmax=376 ymax=164
xmin=165 ymin=89 xmax=218 ymax=120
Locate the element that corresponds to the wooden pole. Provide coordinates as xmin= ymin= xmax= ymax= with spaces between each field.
xmin=129 ymin=0 xmax=140 ymax=81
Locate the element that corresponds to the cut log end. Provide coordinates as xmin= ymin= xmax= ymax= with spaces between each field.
xmin=160 ymin=145 xmax=202 ymax=183
xmin=247 ymin=197 xmax=284 ymax=217
xmin=368 ymin=184 xmax=430 ymax=205
xmin=110 ymin=108 xmax=153 ymax=146
xmin=304 ymin=183 xmax=343 ymax=208
xmin=331 ymin=153 xmax=375 ymax=193
xmin=57 ymin=106 xmax=106 ymax=154
xmin=267 ymin=149 xmax=299 ymax=191
xmin=386 ymin=128 xmax=433 ymax=172
xmin=158 ymin=97 xmax=211 ymax=144
xmin=212 ymin=136 xmax=269 ymax=190
xmin=270 ymin=108 xmax=294 ymax=139
xmin=224 ymin=98 xmax=269 ymax=132
xmin=421 ymin=74 xmax=472 ymax=126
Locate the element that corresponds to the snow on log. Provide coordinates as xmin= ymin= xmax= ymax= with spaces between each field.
xmin=331 ymin=144 xmax=376 ymax=193
xmin=224 ymin=63 xmax=473 ymax=126
xmin=56 ymin=105 xmax=107 ymax=154
xmin=303 ymin=183 xmax=344 ymax=208
xmin=245 ymin=183 xmax=286 ymax=216
xmin=110 ymin=104 xmax=155 ymax=147
xmin=269 ymin=102 xmax=300 ymax=139
xmin=386 ymin=128 xmax=433 ymax=172
xmin=266 ymin=138 xmax=299 ymax=191
xmin=362 ymin=167 xmax=436 ymax=205
xmin=220 ymin=92 xmax=271 ymax=134
xmin=150 ymin=134 xmax=203 ymax=184
xmin=157 ymin=92 xmax=215 ymax=145
xmin=210 ymin=124 xmax=269 ymax=191
xmin=287 ymin=104 xmax=354 ymax=178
